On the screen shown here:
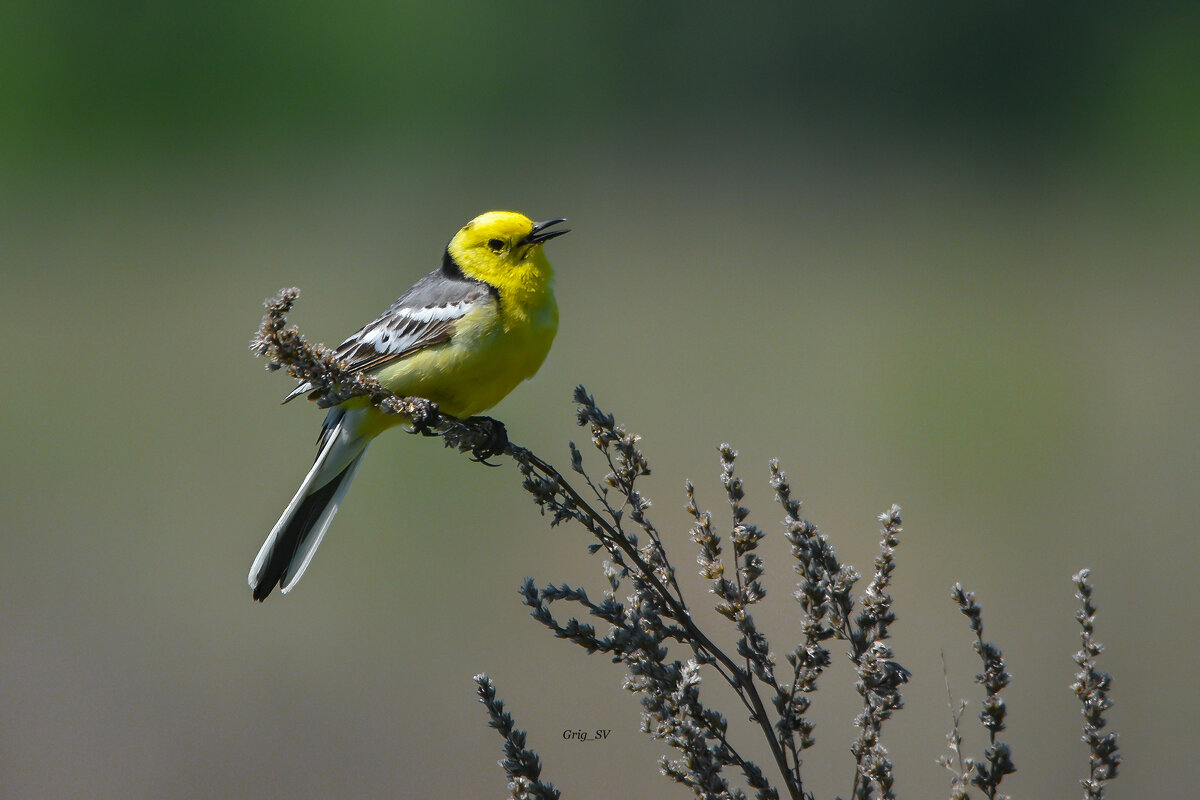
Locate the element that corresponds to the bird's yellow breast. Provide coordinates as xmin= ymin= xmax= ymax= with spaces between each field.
xmin=361 ymin=290 xmax=557 ymax=434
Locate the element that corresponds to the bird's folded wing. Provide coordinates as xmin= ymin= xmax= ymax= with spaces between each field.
xmin=283 ymin=275 xmax=493 ymax=403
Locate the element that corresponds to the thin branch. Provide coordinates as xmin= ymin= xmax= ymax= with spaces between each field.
xmin=1072 ymin=569 xmax=1120 ymax=800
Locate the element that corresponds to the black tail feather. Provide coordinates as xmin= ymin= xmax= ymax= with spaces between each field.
xmin=251 ymin=463 xmax=354 ymax=602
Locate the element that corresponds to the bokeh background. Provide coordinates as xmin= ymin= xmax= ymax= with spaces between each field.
xmin=2 ymin=3 xmax=1198 ymax=798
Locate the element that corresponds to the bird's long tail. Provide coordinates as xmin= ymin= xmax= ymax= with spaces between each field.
xmin=249 ymin=412 xmax=369 ymax=601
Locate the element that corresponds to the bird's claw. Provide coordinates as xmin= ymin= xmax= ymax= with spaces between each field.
xmin=467 ymin=416 xmax=508 ymax=465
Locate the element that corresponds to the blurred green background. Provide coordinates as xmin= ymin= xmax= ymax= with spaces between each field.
xmin=2 ymin=3 xmax=1197 ymax=798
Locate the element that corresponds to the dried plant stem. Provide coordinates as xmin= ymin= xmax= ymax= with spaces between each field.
xmin=515 ymin=445 xmax=801 ymax=799
xmin=950 ymin=585 xmax=1016 ymax=800
xmin=1072 ymin=570 xmax=1119 ymax=800
xmin=475 ymin=674 xmax=561 ymax=800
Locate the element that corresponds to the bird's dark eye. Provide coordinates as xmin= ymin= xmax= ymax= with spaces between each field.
xmin=488 ymin=238 xmax=505 ymax=253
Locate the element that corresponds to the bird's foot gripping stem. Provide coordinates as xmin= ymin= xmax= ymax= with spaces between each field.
xmin=465 ymin=416 xmax=508 ymax=465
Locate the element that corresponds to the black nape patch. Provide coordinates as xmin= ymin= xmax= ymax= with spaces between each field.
xmin=442 ymin=249 xmax=466 ymax=279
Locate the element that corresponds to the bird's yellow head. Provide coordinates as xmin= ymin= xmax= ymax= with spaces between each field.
xmin=446 ymin=211 xmax=568 ymax=296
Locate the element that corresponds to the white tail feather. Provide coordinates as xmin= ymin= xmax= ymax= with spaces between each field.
xmin=279 ymin=450 xmax=366 ymax=592
xmin=249 ymin=411 xmax=370 ymax=596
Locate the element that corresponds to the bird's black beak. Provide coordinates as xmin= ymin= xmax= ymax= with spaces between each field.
xmin=524 ymin=218 xmax=570 ymax=245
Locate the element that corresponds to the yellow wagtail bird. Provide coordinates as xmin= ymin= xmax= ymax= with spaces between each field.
xmin=249 ymin=211 xmax=567 ymax=600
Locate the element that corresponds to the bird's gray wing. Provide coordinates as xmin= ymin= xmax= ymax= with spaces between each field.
xmin=282 ymin=269 xmax=494 ymax=403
